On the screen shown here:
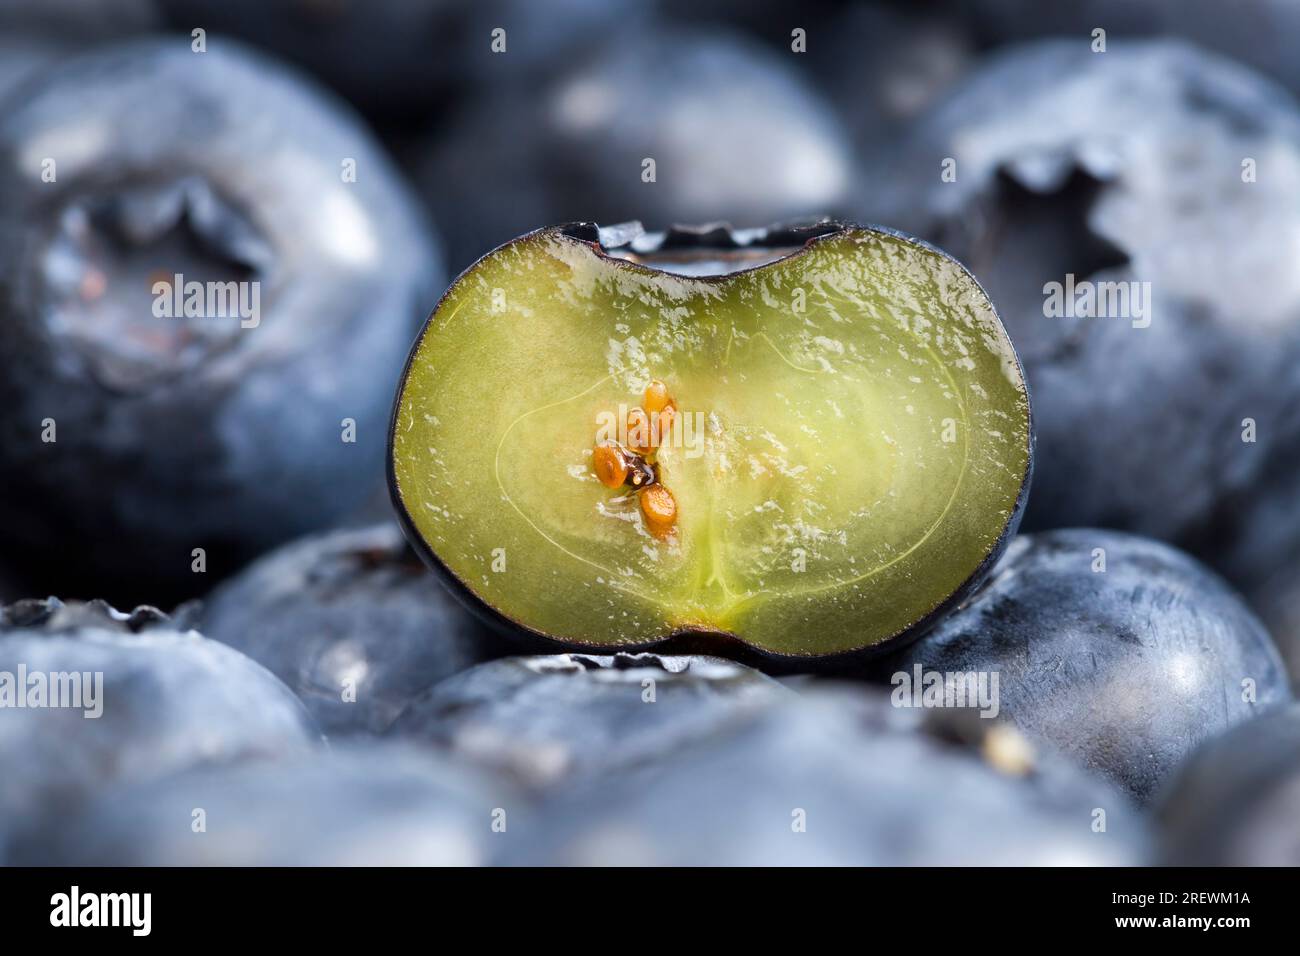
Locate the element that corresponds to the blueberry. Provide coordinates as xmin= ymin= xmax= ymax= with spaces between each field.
xmin=201 ymin=523 xmax=510 ymax=737
xmin=20 ymin=743 xmax=520 ymax=865
xmin=1155 ymin=704 xmax=1300 ymax=865
xmin=865 ymin=41 xmax=1300 ymax=625
xmin=0 ymin=600 xmax=320 ymax=861
xmin=502 ymin=686 xmax=1146 ymax=865
xmin=0 ymin=38 xmax=443 ymax=604
xmin=860 ymin=530 xmax=1292 ymax=804
xmin=418 ymin=26 xmax=854 ymax=270
xmin=387 ymin=653 xmax=792 ymax=790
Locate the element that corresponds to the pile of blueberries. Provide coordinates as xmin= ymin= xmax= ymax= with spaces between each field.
xmin=2 ymin=1 xmax=1299 ymax=865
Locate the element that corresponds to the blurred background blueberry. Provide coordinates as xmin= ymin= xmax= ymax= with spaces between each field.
xmin=201 ymin=523 xmax=511 ymax=737
xmin=0 ymin=599 xmax=320 ymax=862
xmin=865 ymin=41 xmax=1300 ymax=651
xmin=388 ymin=653 xmax=792 ymax=790
xmin=0 ymin=37 xmax=441 ymax=605
xmin=501 ymin=686 xmax=1147 ymax=865
xmin=416 ymin=25 xmax=855 ymax=271
xmin=859 ymin=530 xmax=1292 ymax=804
xmin=22 ymin=742 xmax=521 ymax=865
xmin=1155 ymin=703 xmax=1300 ymax=865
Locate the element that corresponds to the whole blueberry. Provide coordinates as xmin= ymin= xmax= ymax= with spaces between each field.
xmin=0 ymin=37 xmax=443 ymax=604
xmin=0 ymin=601 xmax=320 ymax=862
xmin=861 ymin=529 xmax=1292 ymax=804
xmin=1156 ymin=703 xmax=1300 ymax=865
xmin=201 ymin=523 xmax=509 ymax=737
xmin=419 ymin=26 xmax=854 ymax=271
xmin=502 ymin=686 xmax=1146 ymax=865
xmin=865 ymin=40 xmax=1300 ymax=625
xmin=21 ymin=743 xmax=520 ymax=865
xmin=388 ymin=652 xmax=792 ymax=789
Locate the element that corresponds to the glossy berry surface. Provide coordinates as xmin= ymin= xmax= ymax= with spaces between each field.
xmin=200 ymin=523 xmax=509 ymax=736
xmin=862 ymin=529 xmax=1293 ymax=803
xmin=0 ymin=600 xmax=320 ymax=862
xmin=0 ymin=38 xmax=442 ymax=603
xmin=388 ymin=653 xmax=791 ymax=790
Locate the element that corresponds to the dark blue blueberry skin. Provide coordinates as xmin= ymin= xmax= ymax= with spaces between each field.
xmin=502 ymin=685 xmax=1147 ymax=865
xmin=1156 ymin=703 xmax=1300 ymax=865
xmin=864 ymin=41 xmax=1300 ymax=638
xmin=860 ymin=530 xmax=1293 ymax=805
xmin=387 ymin=653 xmax=792 ymax=790
xmin=418 ymin=27 xmax=854 ymax=271
xmin=0 ymin=601 xmax=321 ymax=862
xmin=19 ymin=743 xmax=521 ymax=866
xmin=201 ymin=523 xmax=511 ymax=738
xmin=0 ymin=38 xmax=443 ymax=605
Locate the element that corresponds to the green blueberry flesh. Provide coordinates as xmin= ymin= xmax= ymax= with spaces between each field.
xmin=390 ymin=223 xmax=1031 ymax=657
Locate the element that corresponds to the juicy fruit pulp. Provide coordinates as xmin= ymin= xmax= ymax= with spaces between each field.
xmin=391 ymin=223 xmax=1031 ymax=657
